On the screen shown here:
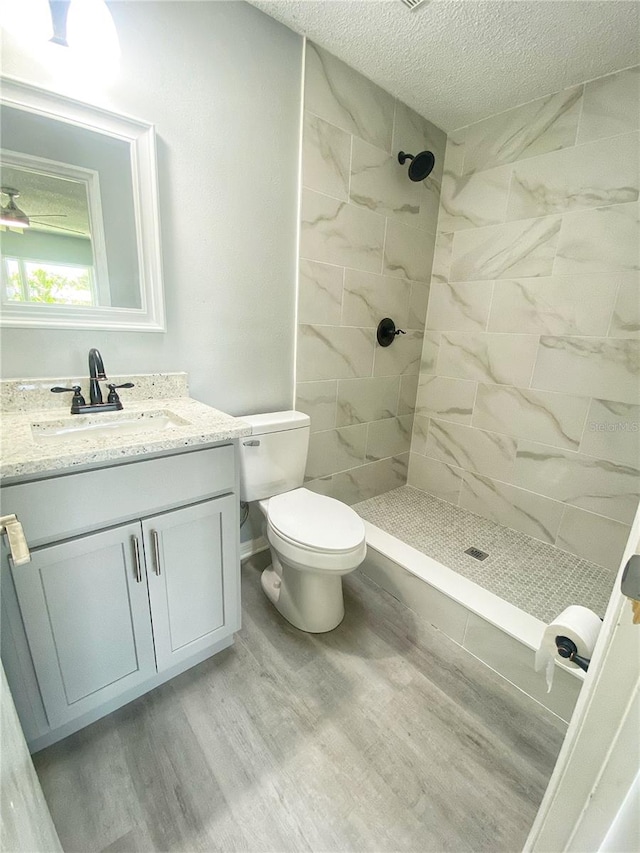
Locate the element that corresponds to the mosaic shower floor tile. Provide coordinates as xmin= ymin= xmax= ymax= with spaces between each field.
xmin=354 ymin=485 xmax=614 ymax=623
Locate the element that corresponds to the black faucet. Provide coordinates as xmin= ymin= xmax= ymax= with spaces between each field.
xmin=50 ymin=349 xmax=134 ymax=414
xmin=88 ymin=347 xmax=106 ymax=405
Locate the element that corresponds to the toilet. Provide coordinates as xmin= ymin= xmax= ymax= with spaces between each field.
xmin=239 ymin=411 xmax=366 ymax=633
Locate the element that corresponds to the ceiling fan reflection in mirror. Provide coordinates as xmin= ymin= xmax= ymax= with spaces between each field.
xmin=0 ymin=186 xmax=71 ymax=232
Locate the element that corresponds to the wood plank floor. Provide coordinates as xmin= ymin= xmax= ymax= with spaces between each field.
xmin=33 ymin=556 xmax=566 ymax=853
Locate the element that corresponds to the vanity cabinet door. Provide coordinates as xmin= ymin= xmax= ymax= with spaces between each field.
xmin=143 ymin=496 xmax=240 ymax=672
xmin=10 ymin=523 xmax=157 ymax=728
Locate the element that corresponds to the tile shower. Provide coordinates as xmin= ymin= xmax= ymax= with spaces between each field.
xmin=296 ymin=44 xmax=445 ymax=502
xmin=408 ymin=65 xmax=639 ymax=577
xmin=296 ymin=49 xmax=638 ymax=599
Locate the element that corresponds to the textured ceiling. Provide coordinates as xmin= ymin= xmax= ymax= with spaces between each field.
xmin=249 ymin=0 xmax=640 ymax=131
xmin=0 ymin=166 xmax=90 ymax=236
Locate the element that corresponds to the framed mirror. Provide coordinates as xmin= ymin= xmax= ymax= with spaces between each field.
xmin=0 ymin=78 xmax=165 ymax=331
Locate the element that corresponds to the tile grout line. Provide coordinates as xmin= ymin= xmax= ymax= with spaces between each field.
xmin=338 ymin=265 xmax=347 ymax=327
xmin=575 ymin=396 xmax=594 ymax=455
xmin=483 ymin=280 xmax=496 ymax=333
xmin=380 ymin=215 xmax=389 ymax=277
xmin=572 ymin=82 xmax=587 ymax=146
xmin=526 ymin=335 xmax=542 ymax=390
xmin=604 ymin=277 xmax=624 ymax=338
xmin=554 ymin=502 xmax=571 ymax=550
xmin=437 ymin=196 xmax=638 ymax=242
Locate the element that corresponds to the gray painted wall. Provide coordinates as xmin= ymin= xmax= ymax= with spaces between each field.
xmin=0 ymin=1 xmax=302 ymax=417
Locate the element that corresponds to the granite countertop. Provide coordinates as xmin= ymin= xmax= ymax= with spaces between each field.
xmin=0 ymin=373 xmax=252 ymax=482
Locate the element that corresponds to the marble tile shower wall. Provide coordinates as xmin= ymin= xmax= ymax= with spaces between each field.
xmin=296 ymin=44 xmax=446 ymax=503
xmin=408 ymin=66 xmax=640 ymax=572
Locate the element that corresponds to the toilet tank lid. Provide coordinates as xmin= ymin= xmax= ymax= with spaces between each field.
xmin=242 ymin=410 xmax=310 ymax=435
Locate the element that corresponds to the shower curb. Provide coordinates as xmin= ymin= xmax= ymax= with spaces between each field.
xmin=359 ymin=520 xmax=583 ymax=724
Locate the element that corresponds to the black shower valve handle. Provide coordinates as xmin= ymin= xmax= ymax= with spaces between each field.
xmin=377 ymin=317 xmax=406 ymax=347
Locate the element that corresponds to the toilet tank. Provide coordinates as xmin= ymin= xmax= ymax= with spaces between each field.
xmin=239 ymin=411 xmax=310 ymax=501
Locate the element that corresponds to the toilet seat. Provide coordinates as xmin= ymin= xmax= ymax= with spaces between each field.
xmin=266 ymin=488 xmax=365 ymax=552
xmin=267 ymin=524 xmax=366 ymax=573
xmin=264 ymin=488 xmax=366 ymax=573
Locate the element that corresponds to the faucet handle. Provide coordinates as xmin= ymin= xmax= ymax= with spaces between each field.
xmin=51 ymin=385 xmax=85 ymax=401
xmin=106 ymin=382 xmax=134 ymax=405
xmin=51 ymin=386 xmax=86 ymax=413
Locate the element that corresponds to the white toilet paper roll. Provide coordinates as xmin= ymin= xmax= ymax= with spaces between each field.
xmin=535 ymin=605 xmax=602 ymax=693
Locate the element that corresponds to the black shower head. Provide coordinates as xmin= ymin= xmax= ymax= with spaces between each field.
xmin=398 ymin=150 xmax=435 ymax=181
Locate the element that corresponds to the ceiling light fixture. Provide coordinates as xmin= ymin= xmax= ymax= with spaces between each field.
xmin=0 ymin=187 xmax=31 ymax=229
xmin=48 ymin=0 xmax=71 ymax=46
xmin=0 ymin=0 xmax=53 ymax=44
xmin=65 ymin=0 xmax=121 ymax=78
xmin=399 ymin=0 xmax=429 ymax=10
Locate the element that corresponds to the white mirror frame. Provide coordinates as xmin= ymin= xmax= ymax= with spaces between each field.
xmin=0 ymin=77 xmax=165 ymax=331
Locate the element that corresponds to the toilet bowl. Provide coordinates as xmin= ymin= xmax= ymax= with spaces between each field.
xmin=239 ymin=412 xmax=367 ymax=633
xmin=258 ymin=488 xmax=366 ymax=632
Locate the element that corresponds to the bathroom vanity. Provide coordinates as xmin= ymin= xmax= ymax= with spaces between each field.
xmin=0 ymin=373 xmax=251 ymax=752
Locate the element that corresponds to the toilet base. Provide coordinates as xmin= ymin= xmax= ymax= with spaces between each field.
xmin=260 ymin=552 xmax=345 ymax=633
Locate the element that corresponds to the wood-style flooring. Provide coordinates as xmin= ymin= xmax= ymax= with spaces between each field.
xmin=33 ymin=556 xmax=566 ymax=852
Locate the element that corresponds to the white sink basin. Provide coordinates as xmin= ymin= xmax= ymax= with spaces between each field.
xmin=31 ymin=410 xmax=190 ymax=444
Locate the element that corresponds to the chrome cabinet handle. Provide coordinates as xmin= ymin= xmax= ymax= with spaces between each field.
xmin=131 ymin=535 xmax=142 ymax=583
xmin=151 ymin=529 xmax=162 ymax=576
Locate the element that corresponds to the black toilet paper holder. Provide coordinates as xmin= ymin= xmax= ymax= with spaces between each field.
xmin=555 ymin=635 xmax=591 ymax=673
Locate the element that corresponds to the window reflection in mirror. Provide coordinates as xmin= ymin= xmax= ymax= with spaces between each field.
xmin=1 ymin=155 xmax=110 ymax=308
xmin=0 ymin=102 xmax=142 ymax=313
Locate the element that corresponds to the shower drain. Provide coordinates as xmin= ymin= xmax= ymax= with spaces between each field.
xmin=465 ymin=547 xmax=489 ymax=561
